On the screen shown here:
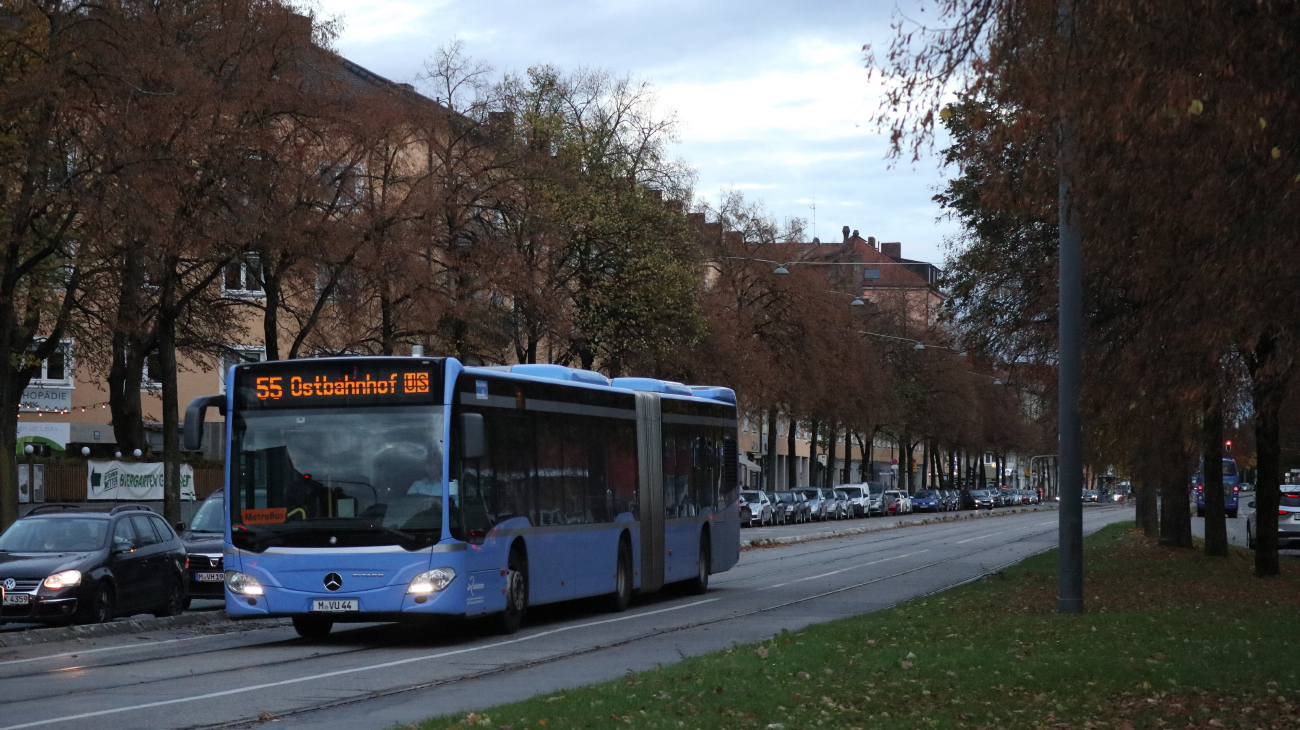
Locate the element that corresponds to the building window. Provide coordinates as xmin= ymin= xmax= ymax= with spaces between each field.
xmin=31 ymin=340 xmax=74 ymax=387
xmin=218 ymin=346 xmax=267 ymax=392
xmin=223 ymin=254 xmax=264 ymax=297
xmin=142 ymin=350 xmax=164 ymax=391
xmin=863 ymin=268 xmax=881 ymax=281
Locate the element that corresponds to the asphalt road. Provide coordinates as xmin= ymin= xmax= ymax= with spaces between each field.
xmin=1189 ymin=491 xmax=1300 ymax=556
xmin=0 ymin=505 xmax=1129 ymax=730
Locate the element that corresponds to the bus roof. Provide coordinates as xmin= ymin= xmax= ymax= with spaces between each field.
xmin=462 ymin=363 xmax=736 ymax=406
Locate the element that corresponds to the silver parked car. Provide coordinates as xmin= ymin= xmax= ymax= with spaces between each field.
xmin=832 ymin=489 xmax=854 ymax=519
xmin=865 ymin=482 xmax=887 ymax=516
xmin=1246 ymin=489 xmax=1300 ymax=550
xmin=740 ymin=490 xmax=774 ymax=527
xmin=793 ymin=488 xmax=832 ymax=521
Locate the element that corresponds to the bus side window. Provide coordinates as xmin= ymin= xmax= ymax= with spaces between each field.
xmin=493 ymin=414 xmax=533 ymax=525
xmin=609 ymin=420 xmax=638 ymax=517
xmin=586 ymin=422 xmax=610 ymax=523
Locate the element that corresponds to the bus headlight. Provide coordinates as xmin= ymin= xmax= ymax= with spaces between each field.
xmin=407 ymin=568 xmax=456 ymax=594
xmin=226 ymin=571 xmax=263 ymax=596
xmin=43 ymin=570 xmax=81 ymax=590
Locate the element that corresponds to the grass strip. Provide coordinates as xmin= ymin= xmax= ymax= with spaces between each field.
xmin=413 ymin=523 xmax=1300 ymax=730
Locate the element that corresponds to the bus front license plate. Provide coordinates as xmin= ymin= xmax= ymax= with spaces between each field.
xmin=311 ymin=599 xmax=358 ymax=612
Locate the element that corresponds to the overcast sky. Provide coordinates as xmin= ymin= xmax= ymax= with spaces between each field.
xmin=313 ymin=0 xmax=956 ymax=265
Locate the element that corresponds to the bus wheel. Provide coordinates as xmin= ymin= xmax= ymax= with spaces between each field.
xmin=687 ymin=531 xmax=710 ymax=596
xmin=495 ymin=546 xmax=528 ymax=635
xmin=606 ymin=538 xmax=632 ymax=613
xmin=292 ymin=615 xmax=333 ymax=639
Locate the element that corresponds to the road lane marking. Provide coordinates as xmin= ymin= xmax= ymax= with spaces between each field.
xmin=768 ymin=551 xmax=929 ymax=589
xmin=956 ymin=532 xmax=1001 ymax=544
xmin=0 ymin=598 xmax=719 ymax=730
xmin=0 ymin=631 xmax=230 ymax=665
xmin=1037 ymin=520 xmax=1057 ymax=525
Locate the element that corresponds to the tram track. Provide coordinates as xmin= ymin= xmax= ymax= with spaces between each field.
xmin=181 ymin=511 xmax=1111 ymax=730
xmin=0 ymin=508 xmax=1125 ymax=730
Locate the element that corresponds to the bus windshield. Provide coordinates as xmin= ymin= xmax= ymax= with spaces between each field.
xmin=229 ymin=406 xmax=444 ymax=551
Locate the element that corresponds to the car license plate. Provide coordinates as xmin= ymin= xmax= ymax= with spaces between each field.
xmin=311 ymin=599 xmax=358 ymax=612
xmin=194 ymin=572 xmax=224 ymax=582
xmin=3 ymin=593 xmax=30 ymax=606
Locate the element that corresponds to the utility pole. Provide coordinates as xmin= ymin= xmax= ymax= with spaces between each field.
xmin=1057 ymin=0 xmax=1084 ymax=614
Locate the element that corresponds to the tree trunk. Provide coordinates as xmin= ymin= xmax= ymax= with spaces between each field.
xmin=786 ymin=416 xmax=798 ymax=489
xmin=158 ymin=299 xmax=182 ymax=525
xmin=901 ymin=436 xmax=912 ymax=493
xmin=826 ymin=423 xmax=838 ymax=488
xmin=380 ymin=293 xmax=396 ymax=355
xmin=1251 ymin=368 xmax=1286 ymax=577
xmin=0 ymin=407 xmax=17 ymax=531
xmin=843 ymin=429 xmax=853 ymax=483
xmin=109 ymin=246 xmax=150 ymax=454
xmin=108 ymin=333 xmax=149 ymax=455
xmin=808 ymin=420 xmax=819 ymax=489
xmin=1158 ymin=452 xmax=1193 ymax=548
xmin=262 ymin=255 xmax=281 ymax=361
xmin=1202 ymin=401 xmax=1228 ymax=557
xmin=765 ymin=410 xmax=778 ymax=492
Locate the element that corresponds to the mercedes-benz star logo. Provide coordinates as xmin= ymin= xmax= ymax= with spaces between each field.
xmin=323 ymin=573 xmax=343 ymax=592
xmin=2 ymin=578 xmax=14 ymax=591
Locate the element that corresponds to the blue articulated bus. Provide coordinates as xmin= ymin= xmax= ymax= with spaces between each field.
xmin=1193 ymin=457 xmax=1240 ymax=519
xmin=183 ymin=357 xmax=741 ymax=638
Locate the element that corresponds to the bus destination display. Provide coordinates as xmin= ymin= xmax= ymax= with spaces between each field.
xmin=235 ymin=360 xmax=443 ymax=409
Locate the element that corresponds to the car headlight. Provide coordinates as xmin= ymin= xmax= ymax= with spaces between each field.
xmin=43 ymin=569 xmax=81 ymax=590
xmin=225 ymin=570 xmax=263 ymax=596
xmin=408 ymin=567 xmax=457 ymax=594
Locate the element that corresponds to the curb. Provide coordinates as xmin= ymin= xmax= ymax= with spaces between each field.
xmin=0 ymin=610 xmax=248 ymax=649
xmin=740 ymin=503 xmax=1105 ymax=550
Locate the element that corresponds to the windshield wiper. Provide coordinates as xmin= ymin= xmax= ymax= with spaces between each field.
xmin=364 ymin=523 xmax=420 ymax=544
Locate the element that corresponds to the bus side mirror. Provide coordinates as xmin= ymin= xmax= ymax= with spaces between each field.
xmin=461 ymin=413 xmax=485 ymax=460
xmin=183 ymin=395 xmax=227 ymax=451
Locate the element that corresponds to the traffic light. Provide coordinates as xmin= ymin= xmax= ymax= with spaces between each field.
xmin=1225 ymin=440 xmax=1232 ymax=453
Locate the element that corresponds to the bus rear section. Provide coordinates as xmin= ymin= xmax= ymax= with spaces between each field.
xmin=189 ymin=357 xmax=740 ymax=638
xmin=1194 ymin=458 xmax=1240 ymax=518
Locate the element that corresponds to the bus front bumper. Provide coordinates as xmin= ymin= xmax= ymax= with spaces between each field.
xmin=226 ymin=580 xmax=467 ymax=619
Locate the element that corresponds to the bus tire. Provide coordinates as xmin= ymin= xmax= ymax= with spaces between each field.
xmin=687 ymin=530 xmax=710 ymax=596
xmin=292 ymin=615 xmax=333 ymax=639
xmin=494 ymin=543 xmax=528 ymax=635
xmin=606 ymin=536 xmax=632 ymax=613
xmin=1228 ymin=510 xmax=1238 ymax=519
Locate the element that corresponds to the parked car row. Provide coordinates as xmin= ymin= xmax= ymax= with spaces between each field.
xmin=0 ymin=492 xmax=227 ymax=626
xmin=739 ymin=484 xmax=1043 ymax=527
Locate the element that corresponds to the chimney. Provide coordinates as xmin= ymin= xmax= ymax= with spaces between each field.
xmin=852 ymin=229 xmax=860 ymax=239
xmin=686 ymin=212 xmax=706 ymax=228
xmin=881 ymin=241 xmax=902 ymax=259
xmin=842 ymin=225 xmax=850 ymax=242
xmin=867 ymin=236 xmax=877 ymax=250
